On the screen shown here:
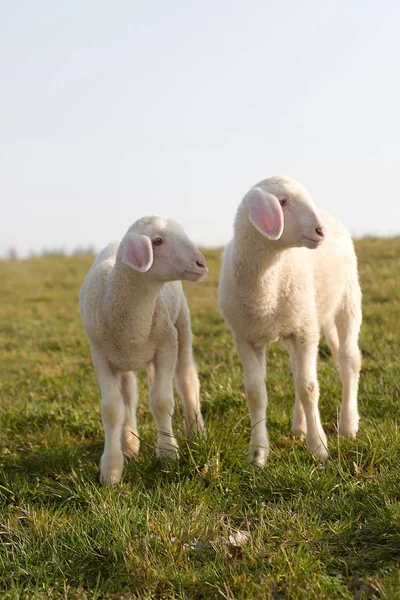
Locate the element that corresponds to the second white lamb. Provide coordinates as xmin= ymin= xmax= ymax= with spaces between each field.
xmin=218 ymin=176 xmax=362 ymax=466
xmin=80 ymin=216 xmax=208 ymax=484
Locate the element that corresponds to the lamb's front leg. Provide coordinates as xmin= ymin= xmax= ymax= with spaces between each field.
xmin=91 ymin=345 xmax=125 ymax=485
xmin=235 ymin=337 xmax=268 ymax=466
xmin=149 ymin=344 xmax=179 ymax=461
xmin=293 ymin=337 xmax=328 ymax=460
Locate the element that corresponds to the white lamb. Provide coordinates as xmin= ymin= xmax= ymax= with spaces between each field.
xmin=218 ymin=176 xmax=362 ymax=465
xmin=80 ymin=216 xmax=208 ymax=485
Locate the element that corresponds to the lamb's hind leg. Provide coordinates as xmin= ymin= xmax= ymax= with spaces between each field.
xmin=336 ymin=297 xmax=362 ymax=439
xmin=174 ymin=303 xmax=205 ymax=436
xmin=294 ymin=337 xmax=328 ymax=460
xmin=91 ymin=345 xmax=125 ymax=485
xmin=121 ymin=372 xmax=140 ymax=457
xmin=323 ymin=320 xmax=339 ymax=361
xmin=281 ymin=338 xmax=307 ymax=438
xmin=175 ymin=360 xmax=204 ymax=436
xmin=149 ymin=345 xmax=180 ymax=461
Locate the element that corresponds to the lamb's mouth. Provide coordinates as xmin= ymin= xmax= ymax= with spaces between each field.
xmin=184 ymin=269 xmax=208 ymax=280
xmin=301 ymin=236 xmax=324 ymax=248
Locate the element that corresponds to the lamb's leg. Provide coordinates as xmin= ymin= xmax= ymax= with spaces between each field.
xmin=335 ymin=302 xmax=362 ymax=439
xmin=294 ymin=338 xmax=328 ymax=460
xmin=121 ymin=371 xmax=140 ymax=457
xmin=147 ymin=360 xmax=155 ymax=389
xmin=323 ymin=320 xmax=339 ymax=361
xmin=291 ymin=322 xmax=338 ymax=439
xmin=175 ymin=360 xmax=204 ymax=436
xmin=281 ymin=338 xmax=307 ymax=438
xmin=91 ymin=345 xmax=125 ymax=485
xmin=149 ymin=346 xmax=179 ymax=460
xmin=292 ymin=394 xmax=307 ymax=438
xmin=235 ymin=337 xmax=268 ymax=467
xmin=175 ymin=303 xmax=205 ymax=436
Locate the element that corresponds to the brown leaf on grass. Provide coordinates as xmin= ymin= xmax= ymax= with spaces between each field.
xmin=226 ymin=530 xmax=252 ymax=559
xmin=189 ymin=539 xmax=210 ymax=551
xmin=171 ymin=531 xmax=214 ymax=555
xmin=172 ymin=528 xmax=251 ymax=560
xmin=228 ymin=530 xmax=251 ymax=548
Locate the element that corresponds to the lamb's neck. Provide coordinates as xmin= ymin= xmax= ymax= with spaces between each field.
xmin=232 ymin=224 xmax=284 ymax=295
xmin=104 ymin=258 xmax=162 ymax=345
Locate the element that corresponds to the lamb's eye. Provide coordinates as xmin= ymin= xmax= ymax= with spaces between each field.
xmin=152 ymin=237 xmax=163 ymax=246
xmin=279 ymin=198 xmax=287 ymax=207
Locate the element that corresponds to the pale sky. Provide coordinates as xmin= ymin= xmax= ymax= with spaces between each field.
xmin=1 ymin=0 xmax=400 ymax=257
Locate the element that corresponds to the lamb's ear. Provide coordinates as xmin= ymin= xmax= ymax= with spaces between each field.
xmin=122 ymin=233 xmax=153 ymax=272
xmin=247 ymin=187 xmax=284 ymax=240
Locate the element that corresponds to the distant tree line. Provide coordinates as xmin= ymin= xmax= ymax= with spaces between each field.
xmin=4 ymin=246 xmax=97 ymax=260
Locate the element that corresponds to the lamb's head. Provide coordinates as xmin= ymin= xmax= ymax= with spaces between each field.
xmin=121 ymin=216 xmax=208 ymax=282
xmin=243 ymin=176 xmax=325 ymax=249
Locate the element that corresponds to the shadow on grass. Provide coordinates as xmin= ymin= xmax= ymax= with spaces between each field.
xmin=1 ymin=421 xmax=208 ymax=505
xmin=327 ymin=522 xmax=400 ymax=578
xmin=1 ymin=438 xmax=102 ymax=502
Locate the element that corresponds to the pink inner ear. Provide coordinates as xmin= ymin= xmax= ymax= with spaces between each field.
xmin=252 ymin=208 xmax=277 ymax=236
xmin=123 ymin=234 xmax=153 ymax=272
xmin=248 ymin=188 xmax=283 ymax=240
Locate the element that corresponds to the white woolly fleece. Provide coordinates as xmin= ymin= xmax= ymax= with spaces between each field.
xmin=219 ymin=176 xmax=362 ymax=466
xmin=80 ymin=215 xmax=207 ymax=485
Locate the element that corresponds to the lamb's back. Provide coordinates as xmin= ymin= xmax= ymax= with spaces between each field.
xmin=79 ymin=243 xmax=119 ymax=337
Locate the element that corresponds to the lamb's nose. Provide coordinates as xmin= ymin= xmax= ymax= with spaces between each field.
xmin=315 ymin=227 xmax=325 ymax=239
xmin=196 ymin=260 xmax=206 ymax=268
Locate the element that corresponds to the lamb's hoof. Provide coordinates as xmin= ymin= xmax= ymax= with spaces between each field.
xmin=291 ymin=425 xmax=306 ymax=440
xmin=339 ymin=417 xmax=359 ymax=440
xmin=100 ymin=452 xmax=124 ymax=485
xmin=157 ymin=440 xmax=180 ymax=461
xmin=123 ymin=432 xmax=140 ymax=458
xmin=307 ymin=436 xmax=329 ymax=460
xmin=186 ymin=418 xmax=207 ymax=439
xmin=248 ymin=445 xmax=269 ymax=467
xmin=313 ymin=445 xmax=329 ymax=460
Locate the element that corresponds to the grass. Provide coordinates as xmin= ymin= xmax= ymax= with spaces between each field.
xmin=0 ymin=237 xmax=400 ymax=599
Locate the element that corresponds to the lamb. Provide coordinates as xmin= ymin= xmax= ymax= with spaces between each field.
xmin=218 ymin=176 xmax=362 ymax=466
xmin=80 ymin=216 xmax=208 ymax=484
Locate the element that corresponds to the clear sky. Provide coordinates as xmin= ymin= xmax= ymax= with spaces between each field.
xmin=1 ymin=0 xmax=399 ymax=257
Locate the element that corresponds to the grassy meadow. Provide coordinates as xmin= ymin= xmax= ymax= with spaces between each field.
xmin=0 ymin=237 xmax=400 ymax=599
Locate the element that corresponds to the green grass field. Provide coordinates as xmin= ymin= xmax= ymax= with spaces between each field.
xmin=1 ymin=238 xmax=399 ymax=599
